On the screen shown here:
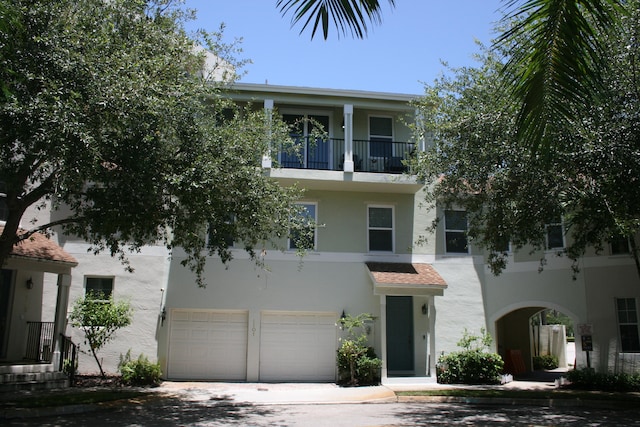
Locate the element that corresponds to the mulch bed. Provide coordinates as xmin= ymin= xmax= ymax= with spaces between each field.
xmin=73 ymin=374 xmax=125 ymax=388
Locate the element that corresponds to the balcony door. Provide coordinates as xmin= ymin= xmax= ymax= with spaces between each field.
xmin=281 ymin=114 xmax=330 ymax=170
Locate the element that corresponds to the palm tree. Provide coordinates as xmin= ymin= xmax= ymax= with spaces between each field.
xmin=277 ymin=0 xmax=626 ymax=152
xmin=276 ymin=0 xmax=395 ymax=39
xmin=495 ymin=0 xmax=625 ymax=152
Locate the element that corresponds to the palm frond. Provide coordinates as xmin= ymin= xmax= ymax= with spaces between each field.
xmin=496 ymin=0 xmax=625 ymax=152
xmin=277 ymin=0 xmax=395 ymax=40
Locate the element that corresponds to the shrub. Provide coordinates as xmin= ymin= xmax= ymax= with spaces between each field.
xmin=118 ymin=351 xmax=162 ymax=387
xmin=337 ymin=313 xmax=381 ymax=386
xmin=436 ymin=328 xmax=504 ymax=385
xmin=533 ymin=354 xmax=559 ymax=370
xmin=437 ymin=350 xmax=504 ymax=385
xmin=566 ymin=368 xmax=640 ymax=392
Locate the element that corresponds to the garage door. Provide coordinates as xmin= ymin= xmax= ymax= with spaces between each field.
xmin=168 ymin=309 xmax=248 ymax=380
xmin=260 ymin=311 xmax=338 ymax=382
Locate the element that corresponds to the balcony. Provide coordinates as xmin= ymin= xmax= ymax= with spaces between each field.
xmin=277 ymin=137 xmax=416 ymax=174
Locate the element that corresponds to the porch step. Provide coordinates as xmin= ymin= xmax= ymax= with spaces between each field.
xmin=0 ymin=371 xmax=69 ymax=392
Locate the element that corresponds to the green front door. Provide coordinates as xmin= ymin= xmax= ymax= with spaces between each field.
xmin=386 ymin=296 xmax=414 ymax=373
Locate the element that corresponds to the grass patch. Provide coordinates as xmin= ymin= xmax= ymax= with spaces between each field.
xmin=2 ymin=390 xmax=149 ymax=409
xmin=397 ymin=388 xmax=640 ymax=403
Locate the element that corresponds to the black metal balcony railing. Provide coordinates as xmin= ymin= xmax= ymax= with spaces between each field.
xmin=278 ymin=137 xmax=415 ymax=174
xmin=25 ymin=321 xmax=55 ymax=362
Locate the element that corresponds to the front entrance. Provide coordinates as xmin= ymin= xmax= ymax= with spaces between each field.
xmin=386 ymin=296 xmax=414 ymax=374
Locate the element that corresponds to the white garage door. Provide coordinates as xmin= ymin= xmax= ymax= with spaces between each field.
xmin=260 ymin=311 xmax=338 ymax=382
xmin=168 ymin=309 xmax=248 ymax=380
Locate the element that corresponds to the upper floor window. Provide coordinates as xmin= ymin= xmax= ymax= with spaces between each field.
xmin=545 ymin=218 xmax=565 ymax=250
xmin=445 ymin=210 xmax=468 ymax=254
xmin=208 ymin=217 xmax=234 ymax=250
xmin=289 ymin=202 xmax=317 ymax=250
xmin=368 ymin=206 xmax=394 ymax=252
xmin=610 ymin=234 xmax=631 ymax=255
xmin=85 ymin=276 xmax=114 ymax=300
xmin=369 ymin=116 xmax=393 ymax=159
xmin=0 ymin=182 xmax=7 ymax=222
xmin=616 ymin=298 xmax=640 ymax=353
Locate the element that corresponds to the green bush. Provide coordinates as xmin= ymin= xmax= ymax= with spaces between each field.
xmin=533 ymin=354 xmax=559 ymax=370
xmin=566 ymin=368 xmax=640 ymax=392
xmin=118 ymin=351 xmax=162 ymax=387
xmin=436 ymin=328 xmax=504 ymax=385
xmin=437 ymin=350 xmax=504 ymax=384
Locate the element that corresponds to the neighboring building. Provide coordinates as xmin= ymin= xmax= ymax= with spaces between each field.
xmin=9 ymin=83 xmax=638 ymax=381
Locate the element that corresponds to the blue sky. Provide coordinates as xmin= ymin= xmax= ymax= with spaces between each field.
xmin=183 ymin=1 xmax=506 ymax=95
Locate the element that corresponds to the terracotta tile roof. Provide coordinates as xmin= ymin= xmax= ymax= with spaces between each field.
xmin=2 ymin=227 xmax=78 ymax=266
xmin=366 ymin=262 xmax=446 ymax=287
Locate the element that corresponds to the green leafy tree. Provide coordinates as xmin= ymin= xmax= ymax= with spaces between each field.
xmin=0 ymin=0 xmax=309 ymax=286
xmin=412 ymin=1 xmax=640 ymax=279
xmin=69 ymin=292 xmax=133 ymax=378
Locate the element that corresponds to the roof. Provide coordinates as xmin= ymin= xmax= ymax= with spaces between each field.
xmin=2 ymin=227 xmax=78 ymax=266
xmin=366 ymin=262 xmax=447 ymax=296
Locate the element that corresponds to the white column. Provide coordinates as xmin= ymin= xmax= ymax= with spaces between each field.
xmin=343 ymin=104 xmax=354 ymax=172
xmin=52 ymin=273 xmax=72 ymax=366
xmin=380 ymin=294 xmax=388 ymax=381
xmin=428 ymin=296 xmax=437 ymax=376
xmin=262 ymin=99 xmax=274 ymax=168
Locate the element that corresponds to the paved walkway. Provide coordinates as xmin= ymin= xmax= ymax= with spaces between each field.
xmin=154 ymin=375 xmax=563 ymax=405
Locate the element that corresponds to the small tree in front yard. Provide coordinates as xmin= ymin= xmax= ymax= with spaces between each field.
xmin=337 ymin=313 xmax=382 ymax=386
xmin=69 ymin=292 xmax=133 ymax=378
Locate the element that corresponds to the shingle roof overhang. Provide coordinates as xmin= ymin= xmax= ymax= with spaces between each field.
xmin=366 ymin=262 xmax=447 ymax=296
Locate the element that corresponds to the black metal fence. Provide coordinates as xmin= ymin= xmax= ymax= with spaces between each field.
xmin=25 ymin=321 xmax=55 ymax=362
xmin=59 ymin=334 xmax=78 ymax=385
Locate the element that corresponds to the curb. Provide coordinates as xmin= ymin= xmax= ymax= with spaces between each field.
xmin=397 ymin=394 xmax=640 ymax=409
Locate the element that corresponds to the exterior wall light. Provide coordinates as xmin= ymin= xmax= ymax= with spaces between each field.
xmin=26 ymin=278 xmax=33 ymax=290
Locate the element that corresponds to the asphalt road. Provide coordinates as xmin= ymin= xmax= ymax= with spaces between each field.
xmin=6 ymin=399 xmax=640 ymax=426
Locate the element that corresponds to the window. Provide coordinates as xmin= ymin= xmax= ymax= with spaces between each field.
xmin=0 ymin=182 xmax=7 ymax=222
xmin=289 ymin=203 xmax=317 ymax=250
xmin=616 ymin=298 xmax=640 ymax=352
xmin=610 ymin=235 xmax=631 ymax=255
xmin=545 ymin=218 xmax=565 ymax=250
xmin=281 ymin=113 xmax=330 ymax=170
xmin=444 ymin=210 xmax=468 ymax=254
xmin=85 ymin=277 xmax=113 ymax=299
xmin=207 ymin=217 xmax=234 ymax=250
xmin=369 ymin=116 xmax=393 ymax=159
xmin=368 ymin=206 xmax=394 ymax=252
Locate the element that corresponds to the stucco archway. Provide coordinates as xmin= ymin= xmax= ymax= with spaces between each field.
xmin=490 ymin=301 xmax=579 ymax=375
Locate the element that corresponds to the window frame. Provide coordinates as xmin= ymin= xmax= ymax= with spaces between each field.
xmin=367 ymin=205 xmax=395 ymax=253
xmin=545 ymin=218 xmax=565 ymax=251
xmin=84 ymin=276 xmax=114 ymax=300
xmin=289 ymin=202 xmax=318 ymax=251
xmin=368 ymin=115 xmax=394 ymax=159
xmin=207 ymin=216 xmax=235 ymax=250
xmin=0 ymin=182 xmax=7 ymax=223
xmin=444 ymin=209 xmax=469 ymax=254
xmin=616 ymin=297 xmax=640 ymax=353
xmin=610 ymin=235 xmax=631 ymax=256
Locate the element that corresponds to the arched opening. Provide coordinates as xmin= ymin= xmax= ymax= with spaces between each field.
xmin=494 ymin=304 xmax=577 ymax=380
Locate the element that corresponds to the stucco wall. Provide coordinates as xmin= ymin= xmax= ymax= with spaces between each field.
xmin=58 ymin=244 xmax=169 ymax=375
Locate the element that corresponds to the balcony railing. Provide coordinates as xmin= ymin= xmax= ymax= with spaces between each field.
xmin=25 ymin=321 xmax=55 ymax=362
xmin=277 ymin=137 xmax=416 ymax=174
